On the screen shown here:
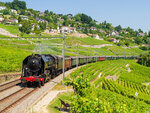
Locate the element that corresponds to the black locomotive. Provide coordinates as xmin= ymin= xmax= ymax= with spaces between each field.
xmin=21 ymin=54 xmax=60 ymax=87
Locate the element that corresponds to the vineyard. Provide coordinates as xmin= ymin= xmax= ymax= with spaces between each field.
xmin=0 ymin=37 xmax=149 ymax=74
xmin=61 ymin=59 xmax=150 ymax=112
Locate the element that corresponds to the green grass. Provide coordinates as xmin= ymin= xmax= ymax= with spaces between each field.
xmin=47 ymin=92 xmax=73 ymax=113
xmin=0 ymin=40 xmax=33 ymax=73
xmin=0 ymin=34 xmax=9 ymax=37
xmin=0 ymin=23 xmax=20 ymax=35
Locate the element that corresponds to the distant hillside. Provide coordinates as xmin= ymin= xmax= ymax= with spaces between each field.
xmin=0 ymin=0 xmax=150 ymax=48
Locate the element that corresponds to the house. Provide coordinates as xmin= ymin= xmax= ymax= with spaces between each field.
xmin=108 ymin=31 xmax=119 ymax=36
xmin=18 ymin=24 xmax=22 ymax=27
xmin=99 ymin=29 xmax=105 ymax=33
xmin=10 ymin=9 xmax=17 ymax=14
xmin=35 ymin=17 xmax=40 ymax=21
xmin=57 ymin=14 xmax=63 ymax=16
xmin=90 ymin=27 xmax=97 ymax=31
xmin=37 ymin=19 xmax=48 ymax=25
xmin=58 ymin=18 xmax=64 ymax=22
xmin=21 ymin=15 xmax=28 ymax=20
xmin=60 ymin=26 xmax=76 ymax=33
xmin=75 ymin=21 xmax=81 ymax=24
xmin=109 ymin=38 xmax=120 ymax=43
xmin=9 ymin=19 xmax=18 ymax=23
xmin=138 ymin=33 xmax=145 ymax=36
xmin=77 ymin=27 xmax=85 ymax=30
xmin=31 ymin=24 xmax=40 ymax=31
xmin=39 ymin=12 xmax=44 ymax=16
xmin=25 ymin=10 xmax=30 ymax=13
xmin=44 ymin=27 xmax=60 ymax=34
xmin=0 ymin=6 xmax=6 ymax=10
xmin=121 ymin=30 xmax=128 ymax=34
xmin=93 ymin=34 xmax=100 ymax=40
xmin=0 ymin=16 xmax=4 ymax=22
xmin=3 ymin=20 xmax=12 ymax=24
xmin=67 ymin=14 xmax=73 ymax=19
xmin=30 ymin=14 xmax=34 ymax=17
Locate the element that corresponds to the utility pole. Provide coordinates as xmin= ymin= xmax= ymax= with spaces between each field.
xmin=76 ymin=44 xmax=79 ymax=68
xmin=87 ymin=49 xmax=88 ymax=64
xmin=124 ymin=51 xmax=126 ymax=59
xmin=62 ymin=32 xmax=65 ymax=81
xmin=135 ymin=92 xmax=138 ymax=106
xmin=96 ymin=50 xmax=98 ymax=62
xmin=40 ymin=44 xmax=42 ymax=54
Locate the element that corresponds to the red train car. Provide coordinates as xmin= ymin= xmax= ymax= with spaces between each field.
xmin=65 ymin=58 xmax=71 ymax=70
xmin=98 ymin=57 xmax=106 ymax=61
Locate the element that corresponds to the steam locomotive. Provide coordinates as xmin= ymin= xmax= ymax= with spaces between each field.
xmin=20 ymin=54 xmax=136 ymax=87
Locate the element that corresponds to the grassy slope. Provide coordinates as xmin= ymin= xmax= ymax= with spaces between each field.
xmin=0 ymin=40 xmax=33 ymax=73
xmin=0 ymin=23 xmax=20 ymax=35
xmin=0 ymin=36 xmax=148 ymax=73
xmin=48 ymin=60 xmax=150 ymax=112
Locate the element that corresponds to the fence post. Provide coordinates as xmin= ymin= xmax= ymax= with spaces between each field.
xmin=87 ymin=49 xmax=88 ymax=64
xmin=62 ymin=32 xmax=65 ymax=81
xmin=76 ymin=44 xmax=79 ymax=68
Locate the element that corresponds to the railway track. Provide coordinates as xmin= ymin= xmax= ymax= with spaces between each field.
xmin=0 ymin=87 xmax=38 ymax=113
xmin=0 ymin=79 xmax=21 ymax=92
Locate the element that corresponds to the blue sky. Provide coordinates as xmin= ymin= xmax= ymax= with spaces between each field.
xmin=2 ymin=0 xmax=150 ymax=32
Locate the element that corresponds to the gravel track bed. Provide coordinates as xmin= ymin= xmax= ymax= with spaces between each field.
xmin=0 ymin=85 xmax=23 ymax=100
xmin=0 ymin=87 xmax=34 ymax=112
xmin=8 ymin=66 xmax=83 ymax=113
xmin=0 ymin=79 xmax=21 ymax=92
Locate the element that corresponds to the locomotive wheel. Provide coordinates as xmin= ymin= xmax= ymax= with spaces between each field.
xmin=41 ymin=81 xmax=44 ymax=86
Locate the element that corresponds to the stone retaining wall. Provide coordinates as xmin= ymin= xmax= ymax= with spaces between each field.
xmin=0 ymin=72 xmax=21 ymax=84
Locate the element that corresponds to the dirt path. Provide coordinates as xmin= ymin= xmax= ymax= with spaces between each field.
xmin=81 ymin=44 xmax=113 ymax=48
xmin=31 ymin=89 xmax=73 ymax=113
xmin=0 ymin=28 xmax=17 ymax=37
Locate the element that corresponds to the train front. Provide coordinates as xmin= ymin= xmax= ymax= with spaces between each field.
xmin=20 ymin=54 xmax=44 ymax=86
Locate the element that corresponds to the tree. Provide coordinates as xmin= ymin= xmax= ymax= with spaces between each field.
xmin=11 ymin=0 xmax=27 ymax=10
xmin=89 ymin=21 xmax=96 ymax=27
xmin=106 ymin=23 xmax=113 ymax=31
xmin=74 ymin=14 xmax=81 ymax=21
xmin=19 ymin=20 xmax=32 ymax=34
xmin=148 ymin=31 xmax=150 ymax=37
xmin=3 ymin=9 xmax=9 ymax=15
xmin=83 ymin=27 xmax=88 ymax=34
xmin=20 ymin=9 xmax=25 ymax=15
xmin=0 ymin=2 xmax=5 ymax=6
xmin=39 ymin=22 xmax=46 ymax=31
xmin=124 ymin=41 xmax=130 ymax=47
xmin=115 ymin=25 xmax=122 ymax=32
xmin=134 ymin=37 xmax=142 ymax=45
xmin=138 ymin=28 xmax=143 ymax=33
xmin=6 ymin=0 xmax=26 ymax=10
xmin=44 ymin=10 xmax=49 ymax=16
xmin=62 ymin=15 xmax=68 ymax=21
xmin=75 ymin=13 xmax=92 ymax=24
xmin=80 ymin=13 xmax=92 ymax=24
xmin=34 ymin=24 xmax=41 ymax=34
xmin=18 ymin=16 xmax=22 ymax=23
xmin=10 ymin=13 xmax=17 ymax=19
xmin=63 ymin=20 xmax=69 ymax=26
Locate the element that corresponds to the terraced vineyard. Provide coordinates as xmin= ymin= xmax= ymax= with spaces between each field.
xmin=0 ymin=37 xmax=149 ymax=74
xmin=63 ymin=59 xmax=150 ymax=112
